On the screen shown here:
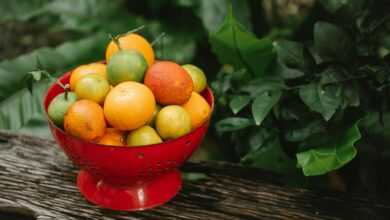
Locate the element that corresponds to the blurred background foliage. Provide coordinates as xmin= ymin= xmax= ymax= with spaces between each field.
xmin=0 ymin=0 xmax=312 ymax=142
xmin=1 ymin=0 xmax=390 ymax=196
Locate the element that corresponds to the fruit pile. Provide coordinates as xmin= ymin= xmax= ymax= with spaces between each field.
xmin=47 ymin=32 xmax=211 ymax=147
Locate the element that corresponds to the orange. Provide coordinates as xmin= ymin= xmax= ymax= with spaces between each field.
xmin=155 ymin=105 xmax=192 ymax=140
xmin=75 ymin=74 xmax=110 ymax=104
xmin=182 ymin=64 xmax=207 ymax=93
xmin=69 ymin=63 xmax=107 ymax=91
xmin=144 ymin=61 xmax=193 ymax=105
xmin=126 ymin=126 xmax=162 ymax=146
xmin=64 ymin=100 xmax=106 ymax=142
xmin=105 ymin=33 xmax=155 ymax=66
xmin=182 ymin=92 xmax=211 ymax=129
xmin=98 ymin=128 xmax=126 ymax=146
xmin=104 ymin=81 xmax=156 ymax=130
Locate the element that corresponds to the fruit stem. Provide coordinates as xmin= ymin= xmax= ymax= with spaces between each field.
xmin=109 ymin=33 xmax=123 ymax=50
xmin=55 ymin=79 xmax=70 ymax=100
xmin=125 ymin=25 xmax=145 ymax=35
xmin=109 ymin=25 xmax=146 ymax=51
xmin=151 ymin=32 xmax=166 ymax=46
xmin=152 ymin=32 xmax=166 ymax=60
xmin=64 ymin=84 xmax=70 ymax=100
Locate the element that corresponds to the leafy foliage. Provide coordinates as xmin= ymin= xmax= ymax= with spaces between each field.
xmin=210 ymin=0 xmax=390 ymax=178
xmin=209 ymin=5 xmax=275 ymax=77
xmin=1 ymin=0 xmax=390 ymax=187
xmin=0 ymin=34 xmax=107 ymax=137
xmin=299 ymin=83 xmax=342 ymax=121
xmin=296 ymin=122 xmax=361 ymax=176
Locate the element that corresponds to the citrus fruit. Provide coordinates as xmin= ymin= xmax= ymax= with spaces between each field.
xmin=182 ymin=92 xmax=211 ymax=129
xmin=126 ymin=126 xmax=162 ymax=146
xmin=147 ymin=104 xmax=161 ymax=126
xmin=107 ymin=50 xmax=147 ymax=85
xmin=48 ymin=91 xmax=77 ymax=127
xmin=155 ymin=105 xmax=191 ymax=140
xmin=75 ymin=74 xmax=110 ymax=104
xmin=144 ymin=61 xmax=193 ymax=105
xmin=64 ymin=100 xmax=106 ymax=142
xmin=182 ymin=64 xmax=207 ymax=93
xmin=105 ymin=33 xmax=155 ymax=66
xmin=69 ymin=63 xmax=107 ymax=91
xmin=104 ymin=81 xmax=156 ymax=130
xmin=98 ymin=128 xmax=126 ymax=146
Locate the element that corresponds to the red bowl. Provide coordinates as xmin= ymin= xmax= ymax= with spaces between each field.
xmin=43 ymin=71 xmax=214 ymax=211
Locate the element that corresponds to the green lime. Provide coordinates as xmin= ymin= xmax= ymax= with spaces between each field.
xmin=48 ymin=92 xmax=77 ymax=127
xmin=107 ymin=49 xmax=148 ymax=85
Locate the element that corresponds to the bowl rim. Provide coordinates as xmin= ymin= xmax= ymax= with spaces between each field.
xmin=43 ymin=70 xmax=215 ymax=150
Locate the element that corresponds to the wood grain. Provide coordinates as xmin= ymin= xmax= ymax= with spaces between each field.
xmin=0 ymin=130 xmax=389 ymax=220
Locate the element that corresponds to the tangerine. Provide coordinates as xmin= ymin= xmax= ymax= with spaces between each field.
xmin=144 ymin=61 xmax=193 ymax=105
xmin=75 ymin=74 xmax=110 ymax=104
xmin=126 ymin=126 xmax=162 ymax=146
xmin=98 ymin=128 xmax=126 ymax=146
xmin=64 ymin=100 xmax=106 ymax=142
xmin=104 ymin=81 xmax=156 ymax=130
xmin=155 ymin=105 xmax=191 ymax=140
xmin=69 ymin=63 xmax=107 ymax=91
xmin=182 ymin=64 xmax=207 ymax=93
xmin=182 ymin=92 xmax=211 ymax=129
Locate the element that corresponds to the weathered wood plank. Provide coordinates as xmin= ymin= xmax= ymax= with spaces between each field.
xmin=0 ymin=130 xmax=389 ymax=220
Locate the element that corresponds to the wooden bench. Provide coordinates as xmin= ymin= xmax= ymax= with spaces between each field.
xmin=0 ymin=130 xmax=389 ymax=220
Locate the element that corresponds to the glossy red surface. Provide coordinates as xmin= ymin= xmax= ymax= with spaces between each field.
xmin=43 ymin=71 xmax=214 ymax=211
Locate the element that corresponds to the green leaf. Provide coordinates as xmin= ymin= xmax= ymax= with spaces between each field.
xmin=318 ymin=0 xmax=348 ymax=13
xmin=242 ymin=136 xmax=297 ymax=175
xmin=229 ymin=95 xmax=251 ymax=114
xmin=241 ymin=78 xmax=285 ymax=97
xmin=0 ymin=33 xmax=106 ymax=102
xmin=0 ymin=82 xmax=50 ymax=137
xmin=0 ymin=0 xmax=136 ymax=33
xmin=314 ymin=22 xmax=353 ymax=63
xmin=209 ymin=4 xmax=275 ymax=76
xmin=299 ymin=83 xmax=342 ymax=121
xmin=215 ymin=117 xmax=253 ymax=133
xmin=248 ymin=128 xmax=272 ymax=152
xmin=360 ymin=111 xmax=390 ymax=143
xmin=274 ymin=40 xmax=315 ymax=78
xmin=0 ymin=34 xmax=107 ymax=137
xmin=196 ymin=0 xmax=252 ymax=32
xmin=0 ymin=0 xmax=48 ymax=22
xmin=319 ymin=0 xmax=366 ymax=20
xmin=251 ymin=89 xmax=282 ymax=126
xmin=342 ymin=84 xmax=360 ymax=108
xmin=285 ymin=120 xmax=326 ymax=142
xmin=319 ymin=66 xmax=347 ymax=85
xmin=147 ymin=19 xmax=202 ymax=64
xmin=296 ymin=122 xmax=361 ymax=176
xmin=233 ymin=126 xmax=276 ymax=157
